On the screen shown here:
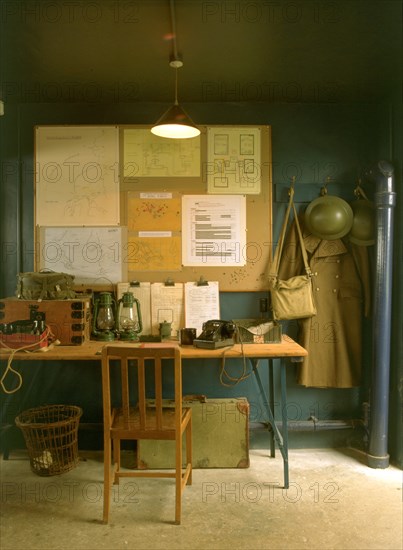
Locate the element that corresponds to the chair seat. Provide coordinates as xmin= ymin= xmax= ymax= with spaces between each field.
xmin=111 ymin=406 xmax=191 ymax=440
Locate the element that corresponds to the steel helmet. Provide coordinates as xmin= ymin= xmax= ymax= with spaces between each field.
xmin=304 ymin=195 xmax=354 ymax=240
xmin=348 ymin=199 xmax=375 ymax=246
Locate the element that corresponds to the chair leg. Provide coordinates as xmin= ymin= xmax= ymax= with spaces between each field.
xmin=112 ymin=438 xmax=120 ymax=484
xmin=175 ymin=432 xmax=182 ymax=525
xmin=186 ymin=418 xmax=192 ymax=485
xmin=103 ymin=436 xmax=112 ymax=524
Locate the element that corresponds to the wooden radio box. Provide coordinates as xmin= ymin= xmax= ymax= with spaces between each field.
xmin=0 ymin=297 xmax=92 ymax=346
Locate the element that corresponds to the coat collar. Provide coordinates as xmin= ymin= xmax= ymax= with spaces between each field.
xmin=304 ymin=232 xmax=348 ymax=257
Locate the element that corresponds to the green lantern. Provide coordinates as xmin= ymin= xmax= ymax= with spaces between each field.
xmin=116 ymin=292 xmax=142 ymax=341
xmin=92 ymin=292 xmax=116 ymax=341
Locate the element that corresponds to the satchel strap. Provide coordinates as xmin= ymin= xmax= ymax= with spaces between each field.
xmin=269 ymin=187 xmax=312 ymax=279
xmin=292 ymin=201 xmax=312 ymax=276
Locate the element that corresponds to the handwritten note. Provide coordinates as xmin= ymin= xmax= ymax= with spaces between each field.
xmin=150 ymin=283 xmax=184 ymax=336
xmin=184 ymin=281 xmax=220 ymax=336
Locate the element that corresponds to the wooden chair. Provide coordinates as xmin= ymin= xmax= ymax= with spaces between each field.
xmin=101 ymin=345 xmax=192 ymax=524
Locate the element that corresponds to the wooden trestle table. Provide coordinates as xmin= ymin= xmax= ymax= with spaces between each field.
xmin=0 ymin=335 xmax=307 ymax=488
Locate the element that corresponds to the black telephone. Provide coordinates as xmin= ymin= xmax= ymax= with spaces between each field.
xmin=193 ymin=320 xmax=236 ymax=349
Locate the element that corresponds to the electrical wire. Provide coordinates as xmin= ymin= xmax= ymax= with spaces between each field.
xmin=169 ymin=0 xmax=179 ymax=61
xmin=219 ymin=329 xmax=254 ymax=387
xmin=0 ymin=326 xmax=55 ymax=394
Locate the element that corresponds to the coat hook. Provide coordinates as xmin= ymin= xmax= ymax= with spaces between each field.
xmin=320 ymin=176 xmax=331 ymax=196
xmin=288 ymin=175 xmax=296 ymax=196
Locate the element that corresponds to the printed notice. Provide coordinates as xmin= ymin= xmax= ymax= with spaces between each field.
xmin=181 ymin=195 xmax=246 ymax=266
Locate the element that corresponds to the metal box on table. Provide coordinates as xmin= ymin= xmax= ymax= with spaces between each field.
xmin=0 ymin=297 xmax=91 ymax=345
xmin=232 ymin=319 xmax=282 ymax=344
xmin=138 ymin=397 xmax=250 ymax=469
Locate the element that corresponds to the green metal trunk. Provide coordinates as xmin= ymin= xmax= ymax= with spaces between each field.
xmin=137 ymin=397 xmax=250 ymax=469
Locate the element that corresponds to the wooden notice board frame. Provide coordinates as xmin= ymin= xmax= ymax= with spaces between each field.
xmin=34 ymin=124 xmax=272 ymax=292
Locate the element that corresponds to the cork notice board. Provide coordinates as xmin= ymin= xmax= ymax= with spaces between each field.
xmin=121 ymin=125 xmax=272 ymax=291
xmin=35 ymin=125 xmax=272 ymax=292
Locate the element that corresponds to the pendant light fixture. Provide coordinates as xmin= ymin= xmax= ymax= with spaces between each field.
xmin=151 ymin=0 xmax=200 ymax=139
xmin=151 ymin=59 xmax=200 ymax=139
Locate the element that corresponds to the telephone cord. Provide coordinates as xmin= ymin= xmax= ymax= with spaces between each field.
xmin=219 ymin=338 xmax=254 ymax=387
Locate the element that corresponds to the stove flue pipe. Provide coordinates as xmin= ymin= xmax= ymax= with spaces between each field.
xmin=365 ymin=160 xmax=396 ymax=468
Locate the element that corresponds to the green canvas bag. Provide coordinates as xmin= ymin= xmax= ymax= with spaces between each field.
xmin=16 ymin=271 xmax=76 ymax=300
xmin=268 ymin=187 xmax=317 ymax=321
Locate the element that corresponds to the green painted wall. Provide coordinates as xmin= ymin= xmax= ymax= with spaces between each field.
xmin=0 ymin=100 xmax=401 ymax=461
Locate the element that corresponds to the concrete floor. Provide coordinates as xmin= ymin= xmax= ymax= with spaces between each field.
xmin=0 ymin=447 xmax=402 ymax=550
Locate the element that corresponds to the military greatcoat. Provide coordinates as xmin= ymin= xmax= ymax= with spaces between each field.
xmin=277 ymin=216 xmax=371 ymax=388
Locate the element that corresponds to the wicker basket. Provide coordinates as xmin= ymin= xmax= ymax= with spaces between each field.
xmin=15 ymin=404 xmax=82 ymax=476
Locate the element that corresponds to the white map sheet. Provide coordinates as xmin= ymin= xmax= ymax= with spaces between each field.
xmin=38 ymin=226 xmax=126 ymax=284
xmin=35 ymin=126 xmax=120 ymax=226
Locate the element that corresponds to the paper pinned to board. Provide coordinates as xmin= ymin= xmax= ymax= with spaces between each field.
xmin=206 ymin=126 xmax=261 ymax=194
xmin=181 ymin=195 xmax=246 ymax=267
xmin=38 ymin=226 xmax=126 ymax=284
xmin=184 ymin=281 xmax=220 ymax=336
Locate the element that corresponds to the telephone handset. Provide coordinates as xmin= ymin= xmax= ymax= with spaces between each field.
xmin=193 ymin=320 xmax=236 ymax=349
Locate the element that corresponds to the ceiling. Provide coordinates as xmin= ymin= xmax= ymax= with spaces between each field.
xmin=1 ymin=0 xmax=402 ymax=106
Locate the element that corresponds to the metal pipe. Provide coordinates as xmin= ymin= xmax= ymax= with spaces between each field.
xmin=365 ymin=160 xmax=396 ymax=468
xmin=287 ymin=420 xmax=362 ymax=432
xmin=252 ymin=419 xmax=365 ymax=432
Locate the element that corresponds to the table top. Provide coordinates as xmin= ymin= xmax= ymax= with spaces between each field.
xmin=0 ymin=335 xmax=307 ymax=362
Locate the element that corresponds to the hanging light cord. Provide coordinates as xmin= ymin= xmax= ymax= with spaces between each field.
xmin=169 ymin=0 xmax=181 ymax=106
xmin=170 ymin=0 xmax=179 ymax=62
xmin=174 ymin=68 xmax=179 ymax=105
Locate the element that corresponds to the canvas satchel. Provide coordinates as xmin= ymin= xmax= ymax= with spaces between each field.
xmin=16 ymin=270 xmax=76 ymax=300
xmin=269 ymin=188 xmax=317 ymax=321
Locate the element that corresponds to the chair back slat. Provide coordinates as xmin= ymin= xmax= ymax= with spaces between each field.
xmin=154 ymin=357 xmax=163 ymax=430
xmin=101 ymin=345 xmax=180 ymax=432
